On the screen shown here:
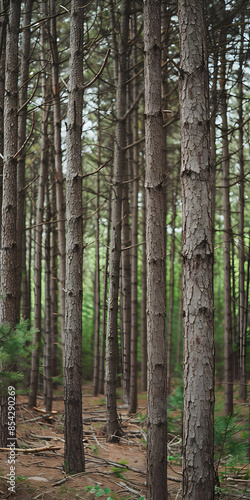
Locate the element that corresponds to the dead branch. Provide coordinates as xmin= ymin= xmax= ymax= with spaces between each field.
xmin=29 ymin=432 xmax=65 ymax=443
xmin=82 ymin=158 xmax=111 ymax=179
xmin=83 ymin=49 xmax=110 ymax=90
xmin=0 ymin=445 xmax=60 ymax=453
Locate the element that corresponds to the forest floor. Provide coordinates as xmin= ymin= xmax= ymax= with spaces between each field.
xmin=0 ymin=383 xmax=249 ymax=499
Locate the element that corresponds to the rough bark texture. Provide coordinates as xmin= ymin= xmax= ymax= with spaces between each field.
xmin=167 ymin=186 xmax=177 ymax=395
xmin=238 ymin=19 xmax=246 ymax=401
xmin=129 ymin=12 xmax=138 ymax=413
xmin=44 ymin=182 xmax=52 ymax=413
xmin=98 ymin=200 xmax=111 ymax=394
xmin=178 ymin=1 xmax=215 ymax=498
xmin=92 ymin=128 xmax=100 ymax=396
xmin=121 ymin=177 xmax=131 ymax=406
xmin=140 ymin=189 xmax=147 ymax=392
xmin=50 ymin=180 xmax=58 ymax=380
xmin=106 ymin=0 xmax=130 ymax=441
xmin=144 ymin=0 xmax=168 ymax=498
xmin=29 ymin=4 xmax=49 ymax=408
xmin=0 ymin=0 xmax=6 ymax=256
xmin=219 ymin=8 xmax=233 ymax=415
xmin=0 ymin=0 xmax=20 ymax=448
xmin=49 ymin=0 xmax=66 ymax=363
xmin=64 ymin=0 xmax=85 ymax=474
xmin=0 ymin=0 xmax=20 ymax=326
xmin=16 ymin=0 xmax=33 ymax=322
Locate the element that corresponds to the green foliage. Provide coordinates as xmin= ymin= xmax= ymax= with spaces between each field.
xmin=214 ymin=413 xmax=248 ymax=461
xmin=0 ymin=320 xmax=34 ymax=390
xmin=90 ymin=444 xmax=100 ymax=455
xmin=168 ymin=384 xmax=183 ymax=411
xmin=167 ymin=453 xmax=182 ymax=466
xmin=85 ymin=484 xmax=113 ymax=498
xmin=167 ymin=384 xmax=183 ymax=435
xmin=111 ymin=460 xmax=128 ymax=480
xmin=137 ymin=412 xmax=147 ymax=423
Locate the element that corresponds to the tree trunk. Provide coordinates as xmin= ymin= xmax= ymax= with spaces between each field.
xmin=106 ymin=0 xmax=130 ymax=441
xmin=167 ymin=185 xmax=177 ymax=395
xmin=92 ymin=118 xmax=101 ymax=396
xmin=129 ymin=9 xmax=139 ymax=414
xmin=49 ymin=0 xmax=66 ymax=364
xmin=176 ymin=273 xmax=183 ymax=367
xmin=140 ymin=188 xmax=147 ymax=392
xmin=50 ymin=180 xmax=58 ymax=381
xmin=144 ymin=0 xmax=168 ymax=498
xmin=219 ymin=5 xmax=233 ymax=415
xmin=121 ymin=170 xmax=131 ymax=406
xmin=178 ymin=0 xmax=215 ymax=498
xmin=0 ymin=0 xmax=20 ymax=448
xmin=29 ymin=3 xmax=49 ymax=408
xmin=64 ymin=0 xmax=85 ymax=474
xmin=16 ymin=0 xmax=33 ymax=322
xmin=98 ymin=199 xmax=111 ymax=395
xmin=0 ymin=0 xmax=6 ymax=251
xmin=238 ymin=18 xmax=246 ymax=401
xmin=44 ymin=181 xmax=52 ymax=414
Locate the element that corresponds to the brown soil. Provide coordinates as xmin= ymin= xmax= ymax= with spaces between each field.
xmin=0 ymin=386 xmax=182 ymax=500
xmin=0 ymin=385 xmax=248 ymax=499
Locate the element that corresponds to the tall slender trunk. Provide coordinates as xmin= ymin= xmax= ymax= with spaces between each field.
xmin=50 ymin=180 xmax=58 ymax=380
xmin=0 ymin=0 xmax=6 ymax=250
xmin=219 ymin=8 xmax=233 ymax=415
xmin=0 ymin=0 xmax=20 ymax=448
xmin=167 ymin=185 xmax=177 ymax=395
xmin=129 ymin=9 xmax=138 ymax=414
xmin=44 ymin=180 xmax=52 ymax=413
xmin=176 ymin=273 xmax=182 ymax=366
xmin=64 ymin=0 xmax=85 ymax=474
xmin=98 ymin=199 xmax=111 ymax=394
xmin=238 ymin=18 xmax=246 ymax=401
xmin=49 ymin=0 xmax=66 ymax=364
xmin=29 ymin=4 xmax=49 ymax=407
xmin=178 ymin=0 xmax=215 ymax=497
xmin=106 ymin=0 xmax=130 ymax=441
xmin=140 ymin=187 xmax=147 ymax=392
xmin=16 ymin=0 xmax=33 ymax=322
xmin=92 ymin=117 xmax=101 ymax=396
xmin=121 ymin=171 xmax=131 ymax=406
xmin=144 ymin=0 xmax=167 ymax=497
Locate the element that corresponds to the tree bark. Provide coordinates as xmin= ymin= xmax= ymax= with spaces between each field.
xmin=29 ymin=3 xmax=49 ymax=408
xmin=16 ymin=0 xmax=33 ymax=322
xmin=178 ymin=0 xmax=215 ymax=498
xmin=50 ymin=180 xmax=58 ymax=381
xmin=219 ymin=3 xmax=233 ymax=415
xmin=144 ymin=0 xmax=168 ymax=498
xmin=140 ymin=188 xmax=147 ymax=392
xmin=64 ymin=0 xmax=85 ymax=474
xmin=0 ymin=0 xmax=20 ymax=448
xmin=98 ymin=199 xmax=111 ymax=395
xmin=167 ymin=184 xmax=177 ymax=395
xmin=121 ymin=169 xmax=131 ymax=406
xmin=0 ymin=0 xmax=6 ymax=251
xmin=238 ymin=17 xmax=246 ymax=401
xmin=92 ymin=112 xmax=101 ymax=396
xmin=44 ymin=180 xmax=52 ymax=414
xmin=49 ymin=0 xmax=66 ymax=364
xmin=106 ymin=0 xmax=130 ymax=441
xmin=129 ymin=9 xmax=139 ymax=414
